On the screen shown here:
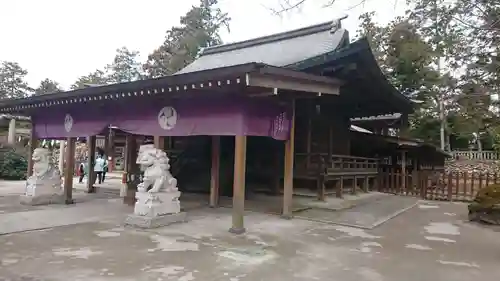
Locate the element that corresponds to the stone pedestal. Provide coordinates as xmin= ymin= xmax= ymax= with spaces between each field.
xmin=125 ymin=191 xmax=186 ymax=228
xmin=21 ymin=148 xmax=64 ymax=206
xmin=125 ymin=144 xmax=187 ymax=229
xmin=21 ymin=177 xmax=64 ymax=205
xmin=20 ymin=192 xmax=64 ymax=206
xmin=125 ymin=211 xmax=187 ymax=228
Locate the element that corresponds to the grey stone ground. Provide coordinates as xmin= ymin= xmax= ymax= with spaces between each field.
xmin=0 ymin=180 xmax=499 ymax=280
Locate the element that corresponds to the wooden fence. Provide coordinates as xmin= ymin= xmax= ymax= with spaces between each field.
xmin=451 ymin=150 xmax=499 ymax=161
xmin=378 ymin=168 xmax=498 ymax=202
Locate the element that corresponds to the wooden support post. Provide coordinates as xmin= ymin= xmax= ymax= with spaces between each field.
xmin=107 ymin=129 xmax=114 ymax=172
xmin=27 ymin=126 xmax=39 ymax=177
xmin=352 ymin=177 xmax=358 ymax=195
xmin=317 ymin=175 xmax=326 ymax=201
xmin=86 ymin=136 xmax=97 ymax=193
xmin=154 ymin=136 xmax=165 ymax=150
xmin=411 ymin=168 xmax=417 ymax=195
xmin=104 ymin=132 xmax=110 ymax=154
xmin=328 ymin=122 xmax=333 ymax=158
xmin=124 ymin=135 xmax=139 ymax=205
xmin=401 ymin=150 xmax=407 ymax=194
xmin=336 ymin=176 xmax=344 ymax=198
xmin=362 ymin=177 xmax=369 ymax=192
xmin=64 ymin=137 xmax=76 ymax=204
xmin=210 ymin=136 xmax=220 ymax=208
xmin=306 ymin=102 xmax=312 ymax=169
xmin=282 ymin=99 xmax=296 ymax=218
xmin=58 ymin=141 xmax=65 ymax=175
xmin=229 ymin=136 xmax=247 ymax=234
xmin=7 ymin=119 xmax=16 ymax=144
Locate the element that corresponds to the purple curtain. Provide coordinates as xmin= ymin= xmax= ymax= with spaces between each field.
xmin=32 ymin=96 xmax=292 ymax=140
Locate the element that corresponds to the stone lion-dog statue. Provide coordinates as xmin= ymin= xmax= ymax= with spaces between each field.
xmin=133 ymin=144 xmax=181 ymax=217
xmin=21 ymin=147 xmax=64 ymax=205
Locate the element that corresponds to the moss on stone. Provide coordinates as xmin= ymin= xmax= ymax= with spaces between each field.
xmin=472 ymin=184 xmax=500 ymax=205
xmin=468 ymin=184 xmax=500 ymax=224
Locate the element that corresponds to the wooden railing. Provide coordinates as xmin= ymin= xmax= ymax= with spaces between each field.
xmin=328 ymin=154 xmax=378 ymax=175
xmin=294 ymin=153 xmax=379 ymax=200
xmin=451 ymin=150 xmax=499 ymax=160
xmin=294 ymin=153 xmax=378 ymax=176
xmin=378 ymin=168 xmax=498 ymax=202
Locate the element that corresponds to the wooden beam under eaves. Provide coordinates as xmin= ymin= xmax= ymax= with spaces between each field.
xmin=245 ymin=73 xmax=340 ymax=95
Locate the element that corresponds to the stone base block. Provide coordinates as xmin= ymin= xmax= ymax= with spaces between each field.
xmin=124 ymin=212 xmax=187 ymax=229
xmin=20 ymin=194 xmax=65 ymax=206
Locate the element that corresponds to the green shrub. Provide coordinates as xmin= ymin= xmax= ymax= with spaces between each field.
xmin=468 ymin=184 xmax=500 ymax=212
xmin=0 ymin=149 xmax=28 ymax=180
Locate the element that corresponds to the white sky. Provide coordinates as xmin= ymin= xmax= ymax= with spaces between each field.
xmin=0 ymin=0 xmax=406 ymax=90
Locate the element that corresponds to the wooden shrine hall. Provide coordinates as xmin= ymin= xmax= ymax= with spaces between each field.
xmin=0 ymin=19 xmax=447 ymax=233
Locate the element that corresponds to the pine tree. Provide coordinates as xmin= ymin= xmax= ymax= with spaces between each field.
xmin=143 ymin=0 xmax=230 ymax=77
xmin=34 ymin=78 xmax=62 ymax=95
xmin=106 ymin=47 xmax=144 ymax=83
xmin=71 ymin=69 xmax=109 ymax=90
xmin=0 ymin=61 xmax=32 ymax=99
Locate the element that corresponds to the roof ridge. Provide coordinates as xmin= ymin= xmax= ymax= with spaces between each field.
xmin=202 ymin=18 xmax=345 ymax=56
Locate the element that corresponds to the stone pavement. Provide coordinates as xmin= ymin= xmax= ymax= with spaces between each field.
xmin=296 ymin=194 xmax=419 ymax=229
xmin=0 ymin=197 xmax=499 ymax=280
xmin=0 ymin=198 xmax=129 ymax=235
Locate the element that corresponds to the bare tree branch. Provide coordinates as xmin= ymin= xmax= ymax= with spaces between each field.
xmin=270 ymin=0 xmax=374 ymax=15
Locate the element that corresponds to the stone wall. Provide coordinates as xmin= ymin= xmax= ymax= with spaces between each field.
xmin=446 ymin=159 xmax=500 ymax=174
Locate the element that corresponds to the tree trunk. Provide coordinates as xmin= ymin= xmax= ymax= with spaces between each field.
xmin=477 ymin=132 xmax=483 ymax=151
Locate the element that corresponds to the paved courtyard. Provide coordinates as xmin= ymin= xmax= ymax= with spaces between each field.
xmin=0 ymin=180 xmax=499 ymax=280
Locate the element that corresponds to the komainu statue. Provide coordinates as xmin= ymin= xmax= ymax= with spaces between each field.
xmin=21 ymin=148 xmax=64 ymax=205
xmin=125 ymin=144 xmax=186 ymax=228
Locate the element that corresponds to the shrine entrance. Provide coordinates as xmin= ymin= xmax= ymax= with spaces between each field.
xmin=2 ymin=63 xmax=340 ymax=233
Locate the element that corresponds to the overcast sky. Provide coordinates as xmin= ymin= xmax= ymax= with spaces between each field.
xmin=0 ymin=0 xmax=406 ymax=90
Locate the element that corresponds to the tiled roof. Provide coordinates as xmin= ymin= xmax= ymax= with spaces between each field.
xmin=177 ymin=19 xmax=348 ymax=74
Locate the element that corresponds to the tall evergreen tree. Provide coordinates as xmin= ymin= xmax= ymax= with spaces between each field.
xmin=0 ymin=61 xmax=32 ymax=99
xmin=34 ymin=78 xmax=62 ymax=95
xmin=106 ymin=47 xmax=144 ymax=83
xmin=143 ymin=0 xmax=230 ymax=77
xmin=71 ymin=69 xmax=109 ymax=90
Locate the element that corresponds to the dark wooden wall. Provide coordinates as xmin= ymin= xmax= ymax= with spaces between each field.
xmin=295 ymin=99 xmax=351 ymax=157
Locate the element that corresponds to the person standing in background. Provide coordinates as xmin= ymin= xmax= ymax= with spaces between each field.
xmin=102 ymin=155 xmax=109 ymax=183
xmin=96 ymin=147 xmax=108 ymax=183
xmin=78 ymin=161 xmax=86 ymax=183
xmin=93 ymin=155 xmax=105 ymax=184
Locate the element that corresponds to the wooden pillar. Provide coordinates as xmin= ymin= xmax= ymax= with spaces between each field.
xmin=124 ymin=135 xmax=139 ymax=205
xmin=7 ymin=119 xmax=16 ymax=144
xmin=107 ymin=129 xmax=114 ymax=172
xmin=63 ymin=137 xmax=76 ymax=204
xmin=401 ymin=150 xmax=407 ymax=193
xmin=282 ymin=99 xmax=296 ymax=219
xmin=104 ymin=131 xmax=110 ymax=155
xmin=328 ymin=123 xmax=333 ymax=157
xmin=210 ymin=136 xmax=220 ymax=207
xmin=306 ymin=102 xmax=312 ymax=169
xmin=58 ymin=141 xmax=65 ymax=175
xmin=27 ymin=126 xmax=38 ymax=177
xmin=229 ymin=135 xmax=247 ymax=234
xmin=86 ymin=136 xmax=97 ymax=193
xmin=317 ymin=121 xmax=333 ymax=201
xmin=124 ymin=137 xmax=130 ymax=171
xmin=154 ymin=136 xmax=165 ymax=150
